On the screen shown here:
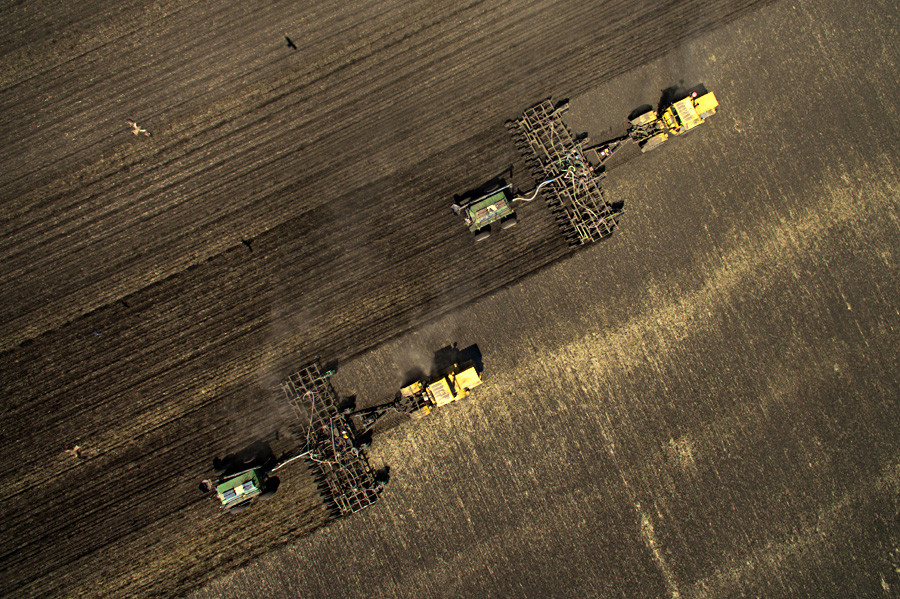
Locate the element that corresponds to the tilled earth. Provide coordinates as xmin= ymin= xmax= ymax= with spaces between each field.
xmin=2 ymin=0 xmax=898 ymax=597
xmin=194 ymin=1 xmax=900 ymax=596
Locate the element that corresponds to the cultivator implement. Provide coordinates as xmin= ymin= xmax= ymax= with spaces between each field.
xmin=507 ymin=98 xmax=621 ymax=246
xmin=278 ymin=362 xmax=381 ymax=516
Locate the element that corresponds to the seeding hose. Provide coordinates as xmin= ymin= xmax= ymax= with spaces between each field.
xmin=511 ymin=176 xmax=560 ymax=203
xmin=271 ymin=452 xmax=310 ymax=473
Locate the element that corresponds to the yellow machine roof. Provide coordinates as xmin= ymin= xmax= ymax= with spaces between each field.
xmin=451 ymin=367 xmax=482 ymax=394
xmin=673 ymin=97 xmax=702 ymax=130
xmin=693 ymin=92 xmax=718 ymax=117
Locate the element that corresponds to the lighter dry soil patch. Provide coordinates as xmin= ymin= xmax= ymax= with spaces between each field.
xmin=684 ymin=459 xmax=900 ymax=598
xmin=396 ymin=165 xmax=899 ymax=595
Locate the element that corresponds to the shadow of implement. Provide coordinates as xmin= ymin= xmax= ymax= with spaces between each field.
xmin=212 ymin=440 xmax=278 ymax=477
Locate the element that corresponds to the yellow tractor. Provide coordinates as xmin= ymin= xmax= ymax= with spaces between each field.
xmin=344 ymin=363 xmax=483 ymax=431
xmin=629 ymin=90 xmax=719 ymax=152
xmin=398 ymin=364 xmax=482 ymax=419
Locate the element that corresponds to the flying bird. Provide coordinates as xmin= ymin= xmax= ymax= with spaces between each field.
xmin=285 ymin=35 xmax=297 ymax=50
xmin=126 ymin=120 xmax=150 ymax=136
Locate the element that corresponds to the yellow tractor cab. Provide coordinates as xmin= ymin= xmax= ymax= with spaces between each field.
xmin=661 ymin=92 xmax=718 ymax=135
xmin=398 ymin=364 xmax=482 ymax=419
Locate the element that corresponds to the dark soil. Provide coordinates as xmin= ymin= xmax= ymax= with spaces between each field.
xmin=6 ymin=0 xmax=896 ymax=597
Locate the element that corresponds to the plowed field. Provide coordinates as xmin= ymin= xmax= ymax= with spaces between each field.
xmin=192 ymin=0 xmax=900 ymax=596
xmin=4 ymin=0 xmax=898 ymax=597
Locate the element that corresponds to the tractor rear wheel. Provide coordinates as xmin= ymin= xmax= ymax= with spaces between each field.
xmin=630 ymin=110 xmax=656 ymax=127
xmin=501 ymin=215 xmax=518 ymax=230
xmin=629 ymin=103 xmax=657 ymax=126
xmin=474 ymin=229 xmax=491 ymax=242
xmin=640 ymin=134 xmax=667 ymax=152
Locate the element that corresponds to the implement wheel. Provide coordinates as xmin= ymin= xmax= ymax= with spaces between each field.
xmin=259 ymin=476 xmax=280 ymax=500
xmin=226 ymin=501 xmax=252 ymax=515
